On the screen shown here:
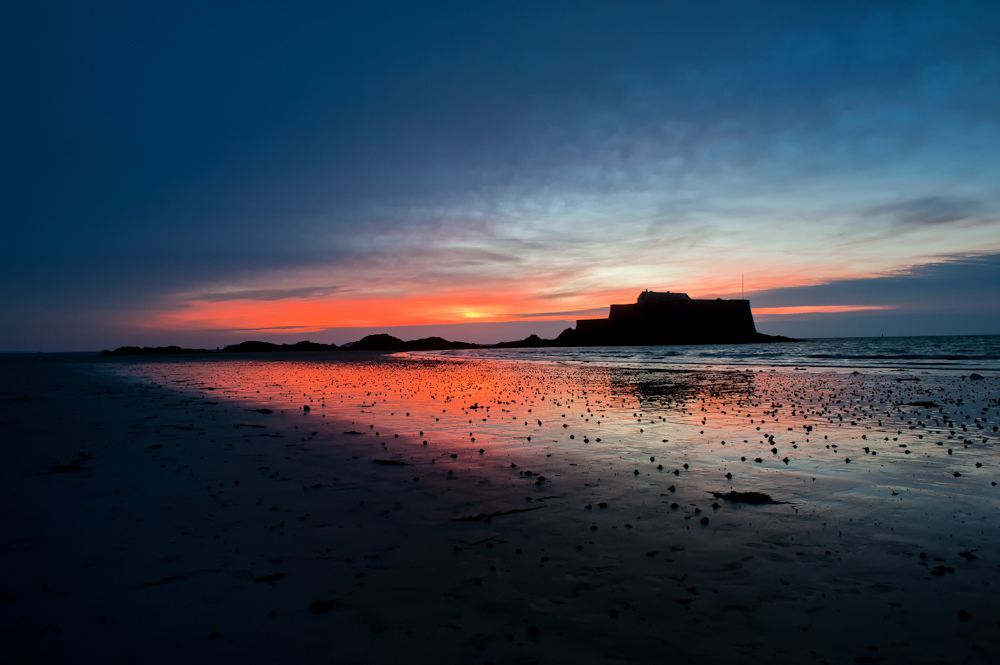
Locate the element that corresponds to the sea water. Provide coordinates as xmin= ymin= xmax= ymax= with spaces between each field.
xmin=406 ymin=335 xmax=1000 ymax=373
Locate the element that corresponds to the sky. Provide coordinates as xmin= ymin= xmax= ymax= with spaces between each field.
xmin=2 ymin=1 xmax=999 ymax=351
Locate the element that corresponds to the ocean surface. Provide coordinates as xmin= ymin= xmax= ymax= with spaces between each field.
xmin=404 ymin=335 xmax=1000 ymax=374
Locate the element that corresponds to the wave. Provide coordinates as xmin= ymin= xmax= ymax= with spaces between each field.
xmin=807 ymin=354 xmax=1000 ymax=361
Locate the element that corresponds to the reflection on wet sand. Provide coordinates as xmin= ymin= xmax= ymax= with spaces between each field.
xmin=116 ymin=357 xmax=997 ymax=497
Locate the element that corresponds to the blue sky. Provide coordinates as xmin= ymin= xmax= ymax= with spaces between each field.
xmin=1 ymin=1 xmax=998 ymax=350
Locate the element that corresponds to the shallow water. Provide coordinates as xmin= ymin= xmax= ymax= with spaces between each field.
xmin=406 ymin=334 xmax=1000 ymax=373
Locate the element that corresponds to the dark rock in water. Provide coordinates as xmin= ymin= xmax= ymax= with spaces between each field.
xmin=905 ymin=401 xmax=940 ymax=408
xmin=958 ymin=550 xmax=978 ymax=561
xmin=350 ymin=333 xmax=409 ymax=350
xmin=372 ymin=459 xmax=408 ymax=466
xmin=50 ymin=452 xmax=92 ymax=473
xmin=712 ymin=491 xmax=785 ymax=505
xmin=452 ymin=506 xmax=544 ymax=522
xmin=957 ymin=609 xmax=973 ymax=619
xmin=969 ymin=373 xmax=984 ymax=380
xmin=311 ymin=600 xmax=337 ymax=614
xmin=223 ymin=340 xmax=339 ymax=353
xmin=134 ymin=335 xmax=483 ymax=354
xmin=253 ymin=573 xmax=286 ymax=583
xmin=102 ymin=345 xmax=211 ymax=356
xmin=493 ymin=334 xmax=550 ymax=348
xmin=50 ymin=459 xmax=85 ymax=473
xmin=348 ymin=334 xmax=480 ymax=351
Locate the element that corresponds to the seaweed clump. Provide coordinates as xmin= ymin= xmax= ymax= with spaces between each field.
xmin=712 ymin=491 xmax=785 ymax=505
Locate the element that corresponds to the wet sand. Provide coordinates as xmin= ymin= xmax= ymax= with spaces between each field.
xmin=1 ymin=352 xmax=998 ymax=664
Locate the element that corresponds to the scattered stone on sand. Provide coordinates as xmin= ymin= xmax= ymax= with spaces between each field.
xmin=452 ymin=506 xmax=544 ymax=522
xmin=712 ymin=491 xmax=785 ymax=505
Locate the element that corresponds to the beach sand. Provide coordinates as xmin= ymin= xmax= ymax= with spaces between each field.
xmin=1 ymin=352 xmax=998 ymax=664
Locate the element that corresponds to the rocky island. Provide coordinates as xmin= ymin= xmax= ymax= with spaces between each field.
xmin=501 ymin=290 xmax=797 ymax=347
xmin=554 ymin=290 xmax=794 ymax=346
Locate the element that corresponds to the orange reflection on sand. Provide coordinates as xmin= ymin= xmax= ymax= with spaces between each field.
xmin=111 ymin=353 xmax=971 ymax=501
xmin=115 ymin=357 xmax=712 ymax=455
xmin=111 ymin=355 xmax=858 ymax=473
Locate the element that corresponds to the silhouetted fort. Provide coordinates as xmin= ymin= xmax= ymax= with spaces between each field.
xmin=102 ymin=289 xmax=794 ymax=355
xmin=556 ymin=289 xmax=766 ymax=346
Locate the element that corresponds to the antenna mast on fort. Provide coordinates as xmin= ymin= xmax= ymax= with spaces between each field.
xmin=742 ymin=274 xmax=744 ymax=300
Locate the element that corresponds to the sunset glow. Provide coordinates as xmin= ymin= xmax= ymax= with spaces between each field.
xmin=133 ymin=263 xmax=927 ymax=337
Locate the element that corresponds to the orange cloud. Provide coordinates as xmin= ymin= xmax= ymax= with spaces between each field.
xmin=136 ymin=286 xmax=636 ymax=333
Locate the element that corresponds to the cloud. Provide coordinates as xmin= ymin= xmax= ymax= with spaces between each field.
xmin=754 ymin=305 xmax=893 ymax=315
xmin=193 ymin=286 xmax=347 ymax=302
xmin=179 ymin=325 xmax=321 ymax=332
xmin=516 ymin=308 xmax=610 ymax=319
xmin=751 ymin=251 xmax=1000 ymax=318
xmin=746 ymin=252 xmax=1000 ymax=336
xmin=869 ymin=196 xmax=983 ymax=227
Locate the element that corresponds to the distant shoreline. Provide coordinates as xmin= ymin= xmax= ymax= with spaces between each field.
xmin=101 ymin=332 xmax=800 ymax=357
xmin=101 ymin=291 xmax=804 ymax=355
